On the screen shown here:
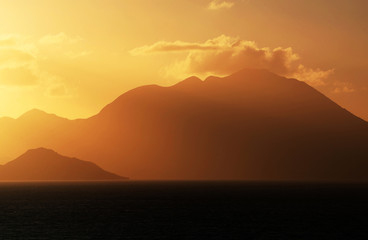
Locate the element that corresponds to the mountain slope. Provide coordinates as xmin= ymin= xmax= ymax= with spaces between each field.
xmin=0 ymin=148 xmax=125 ymax=181
xmin=76 ymin=68 xmax=368 ymax=180
xmin=1 ymin=68 xmax=367 ymax=180
xmin=0 ymin=109 xmax=71 ymax=162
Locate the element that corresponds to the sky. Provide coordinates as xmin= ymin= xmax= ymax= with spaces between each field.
xmin=0 ymin=0 xmax=367 ymax=120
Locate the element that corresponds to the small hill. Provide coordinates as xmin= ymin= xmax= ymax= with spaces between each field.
xmin=0 ymin=148 xmax=126 ymax=181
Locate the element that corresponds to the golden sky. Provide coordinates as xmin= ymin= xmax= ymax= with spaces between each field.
xmin=0 ymin=0 xmax=367 ymax=120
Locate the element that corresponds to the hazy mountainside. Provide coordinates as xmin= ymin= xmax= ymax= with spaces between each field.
xmin=0 ymin=148 xmax=125 ymax=181
xmin=1 ymin=68 xmax=367 ymax=180
xmin=0 ymin=110 xmax=70 ymax=161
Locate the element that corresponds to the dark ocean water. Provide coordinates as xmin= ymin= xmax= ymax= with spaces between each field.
xmin=0 ymin=181 xmax=367 ymax=240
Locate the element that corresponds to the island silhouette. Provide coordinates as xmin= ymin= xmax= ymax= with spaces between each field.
xmin=0 ymin=148 xmax=125 ymax=181
xmin=0 ymin=68 xmax=367 ymax=181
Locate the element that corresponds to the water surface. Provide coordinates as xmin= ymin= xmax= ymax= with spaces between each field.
xmin=0 ymin=181 xmax=367 ymax=239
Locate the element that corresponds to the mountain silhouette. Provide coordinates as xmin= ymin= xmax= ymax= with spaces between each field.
xmin=0 ymin=148 xmax=125 ymax=181
xmin=1 ymin=68 xmax=367 ymax=180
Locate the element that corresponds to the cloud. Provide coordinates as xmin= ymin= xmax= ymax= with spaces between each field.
xmin=130 ymin=35 xmax=244 ymax=55
xmin=45 ymin=83 xmax=69 ymax=97
xmin=40 ymin=73 xmax=71 ymax=98
xmin=333 ymin=82 xmax=355 ymax=94
xmin=39 ymin=32 xmax=82 ymax=45
xmin=0 ymin=36 xmax=38 ymax=86
xmin=0 ymin=49 xmax=35 ymax=69
xmin=38 ymin=33 xmax=91 ymax=59
xmin=130 ymin=40 xmax=221 ymax=55
xmin=0 ymin=33 xmax=90 ymax=89
xmin=0 ymin=35 xmax=17 ymax=47
xmin=131 ymin=35 xmax=334 ymax=86
xmin=0 ymin=67 xmax=38 ymax=86
xmin=208 ymin=0 xmax=235 ymax=10
xmin=292 ymin=65 xmax=334 ymax=86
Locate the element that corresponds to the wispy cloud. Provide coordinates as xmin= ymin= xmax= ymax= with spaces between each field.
xmin=0 ymin=35 xmax=39 ymax=86
xmin=45 ymin=83 xmax=69 ymax=97
xmin=0 ymin=67 xmax=38 ymax=86
xmin=208 ymin=0 xmax=235 ymax=10
xmin=333 ymin=82 xmax=355 ymax=94
xmin=130 ymin=40 xmax=223 ymax=55
xmin=0 ymin=35 xmax=17 ymax=47
xmin=39 ymin=32 xmax=82 ymax=45
xmin=0 ymin=33 xmax=89 ymax=97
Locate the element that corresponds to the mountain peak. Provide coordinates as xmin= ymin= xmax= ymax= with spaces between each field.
xmin=17 ymin=109 xmax=66 ymax=122
xmin=18 ymin=109 xmax=50 ymax=119
xmin=16 ymin=148 xmax=69 ymax=165
xmin=174 ymin=76 xmax=202 ymax=88
xmin=24 ymin=147 xmax=58 ymax=156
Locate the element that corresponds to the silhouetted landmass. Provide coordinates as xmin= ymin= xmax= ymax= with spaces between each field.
xmin=1 ymin=68 xmax=367 ymax=180
xmin=0 ymin=148 xmax=125 ymax=181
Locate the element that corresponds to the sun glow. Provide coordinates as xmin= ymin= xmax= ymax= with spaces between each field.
xmin=0 ymin=0 xmax=367 ymax=120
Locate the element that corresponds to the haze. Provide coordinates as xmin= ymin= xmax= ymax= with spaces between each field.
xmin=0 ymin=0 xmax=367 ymax=120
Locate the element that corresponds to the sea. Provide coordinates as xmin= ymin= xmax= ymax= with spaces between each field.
xmin=0 ymin=181 xmax=367 ymax=240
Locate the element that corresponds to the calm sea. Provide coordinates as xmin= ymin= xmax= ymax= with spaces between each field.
xmin=0 ymin=181 xmax=367 ymax=239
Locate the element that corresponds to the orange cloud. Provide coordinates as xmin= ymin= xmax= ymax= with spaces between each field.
xmin=208 ymin=0 xmax=235 ymax=10
xmin=333 ymin=82 xmax=355 ymax=94
xmin=292 ymin=65 xmax=334 ymax=86
xmin=132 ymin=35 xmax=334 ymax=86
xmin=130 ymin=40 xmax=221 ymax=55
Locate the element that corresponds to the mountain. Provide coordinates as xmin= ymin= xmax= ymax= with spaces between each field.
xmin=0 ymin=148 xmax=125 ymax=181
xmin=0 ymin=109 xmax=71 ymax=162
xmin=1 ymin=68 xmax=367 ymax=180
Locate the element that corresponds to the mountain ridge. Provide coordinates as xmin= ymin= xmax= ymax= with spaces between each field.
xmin=0 ymin=68 xmax=367 ymax=180
xmin=4 ymin=69 xmax=367 ymax=124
